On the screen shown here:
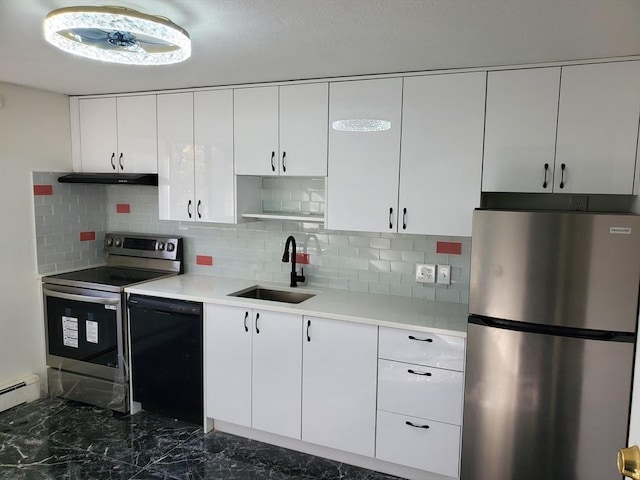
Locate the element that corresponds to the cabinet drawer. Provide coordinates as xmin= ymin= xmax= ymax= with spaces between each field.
xmin=378 ymin=359 xmax=463 ymax=425
xmin=379 ymin=326 xmax=465 ymax=371
xmin=376 ymin=410 xmax=460 ymax=477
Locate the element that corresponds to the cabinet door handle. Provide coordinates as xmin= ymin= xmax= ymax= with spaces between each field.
xmin=110 ymin=153 xmax=116 ymax=170
xmin=408 ymin=369 xmax=432 ymax=376
xmin=306 ymin=319 xmax=311 ymax=342
xmin=282 ymin=151 xmax=286 ymax=173
xmin=405 ymin=421 xmax=430 ymax=429
xmin=389 ymin=207 xmax=394 ymax=229
xmin=408 ymin=335 xmax=433 ymax=343
xmin=187 ymin=200 xmax=192 ymax=218
xmin=118 ymin=153 xmax=123 ymax=170
xmin=197 ymin=200 xmax=202 ymax=219
xmin=243 ymin=311 xmax=249 ymax=332
xmin=255 ymin=312 xmax=260 ymax=334
xmin=402 ymin=207 xmax=407 ymax=230
xmin=543 ymin=163 xmax=549 ymax=188
xmin=559 ymin=163 xmax=566 ymax=189
xmin=270 ymin=151 xmax=276 ymax=172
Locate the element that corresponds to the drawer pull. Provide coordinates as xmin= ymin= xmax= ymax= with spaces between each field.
xmin=408 ymin=369 xmax=431 ymax=376
xmin=405 ymin=421 xmax=430 ymax=429
xmin=408 ymin=335 xmax=433 ymax=343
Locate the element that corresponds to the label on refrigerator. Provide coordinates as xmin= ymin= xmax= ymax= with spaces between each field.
xmin=62 ymin=315 xmax=78 ymax=348
xmin=610 ymin=227 xmax=632 ymax=235
xmin=86 ymin=320 xmax=99 ymax=344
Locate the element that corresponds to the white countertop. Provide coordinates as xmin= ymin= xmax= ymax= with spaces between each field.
xmin=125 ymin=275 xmax=469 ymax=337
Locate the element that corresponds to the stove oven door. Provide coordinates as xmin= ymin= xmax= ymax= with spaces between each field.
xmin=43 ymin=284 xmax=126 ymax=382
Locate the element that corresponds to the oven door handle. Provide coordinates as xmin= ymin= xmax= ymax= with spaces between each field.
xmin=43 ymin=288 xmax=120 ymax=306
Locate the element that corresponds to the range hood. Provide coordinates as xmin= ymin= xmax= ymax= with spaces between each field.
xmin=58 ymin=173 xmax=158 ymax=185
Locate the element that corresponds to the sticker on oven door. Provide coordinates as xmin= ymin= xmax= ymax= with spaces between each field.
xmin=62 ymin=315 xmax=78 ymax=348
xmin=104 ymin=305 xmax=117 ymax=310
xmin=86 ymin=320 xmax=98 ymax=344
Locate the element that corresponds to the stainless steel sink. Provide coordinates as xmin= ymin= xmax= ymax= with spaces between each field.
xmin=229 ymin=286 xmax=315 ymax=304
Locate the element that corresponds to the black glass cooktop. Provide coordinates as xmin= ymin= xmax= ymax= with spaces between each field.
xmin=44 ymin=267 xmax=172 ymax=289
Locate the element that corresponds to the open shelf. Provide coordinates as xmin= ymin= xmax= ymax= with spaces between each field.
xmin=242 ymin=212 xmax=325 ymax=223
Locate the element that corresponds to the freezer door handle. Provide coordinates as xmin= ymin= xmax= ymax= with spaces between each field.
xmin=408 ymin=335 xmax=433 ymax=343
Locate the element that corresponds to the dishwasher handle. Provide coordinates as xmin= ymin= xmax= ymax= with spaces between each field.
xmin=128 ymin=295 xmax=202 ymax=316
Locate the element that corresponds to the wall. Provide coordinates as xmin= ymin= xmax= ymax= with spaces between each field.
xmin=0 ymin=83 xmax=71 ymax=389
xmin=33 ymin=176 xmax=471 ymax=302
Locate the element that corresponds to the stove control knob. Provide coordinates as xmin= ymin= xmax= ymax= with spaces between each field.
xmin=104 ymin=237 xmax=113 ymax=247
xmin=166 ymin=242 xmax=175 ymax=252
xmin=157 ymin=242 xmax=165 ymax=251
xmin=113 ymin=238 xmax=122 ymax=247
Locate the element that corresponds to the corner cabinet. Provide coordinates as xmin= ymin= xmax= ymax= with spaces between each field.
xmin=157 ymin=91 xmax=260 ymax=223
xmin=301 ymin=316 xmax=378 ymax=457
xmin=78 ymin=95 xmax=157 ymax=173
xmin=234 ymin=83 xmax=328 ymax=176
xmin=327 ymin=73 xmax=485 ymax=236
xmin=205 ymin=304 xmax=303 ymax=439
xmin=483 ymin=60 xmax=640 ymax=194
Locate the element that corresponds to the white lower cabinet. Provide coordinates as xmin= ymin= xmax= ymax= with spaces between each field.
xmin=376 ymin=327 xmax=465 ymax=478
xmin=301 ymin=316 xmax=378 ymax=457
xmin=376 ymin=410 xmax=461 ymax=477
xmin=205 ymin=304 xmax=302 ymax=438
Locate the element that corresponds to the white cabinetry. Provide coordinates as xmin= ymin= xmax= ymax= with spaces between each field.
xmin=301 ymin=316 xmax=378 ymax=457
xmin=326 ymin=78 xmax=403 ymax=233
xmin=482 ymin=67 xmax=561 ymax=193
xmin=205 ymin=304 xmax=302 ymax=439
xmin=483 ymin=61 xmax=640 ymax=194
xmin=555 ymin=61 xmax=640 ymax=194
xmin=376 ymin=326 xmax=465 ymax=478
xmin=327 ymin=73 xmax=485 ymax=236
xmin=157 ymin=91 xmax=260 ymax=223
xmin=78 ymin=95 xmax=157 ymax=173
xmin=234 ymin=83 xmax=328 ymax=176
xmin=399 ymin=72 xmax=486 ymax=237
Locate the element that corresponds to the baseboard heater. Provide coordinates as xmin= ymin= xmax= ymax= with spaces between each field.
xmin=0 ymin=374 xmax=40 ymax=413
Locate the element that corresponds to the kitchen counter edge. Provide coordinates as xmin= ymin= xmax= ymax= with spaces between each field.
xmin=125 ymin=274 xmax=468 ymax=338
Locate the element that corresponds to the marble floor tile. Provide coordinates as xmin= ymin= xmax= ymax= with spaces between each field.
xmin=0 ymin=398 xmax=401 ymax=480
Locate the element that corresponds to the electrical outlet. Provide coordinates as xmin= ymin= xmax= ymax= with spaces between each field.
xmin=415 ymin=264 xmax=436 ymax=284
xmin=437 ymin=264 xmax=451 ymax=285
xmin=570 ymin=195 xmax=588 ymax=211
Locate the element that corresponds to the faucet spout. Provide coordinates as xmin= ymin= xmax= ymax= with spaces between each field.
xmin=282 ymin=235 xmax=305 ymax=287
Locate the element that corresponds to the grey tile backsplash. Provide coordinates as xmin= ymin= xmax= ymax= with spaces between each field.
xmin=33 ymin=174 xmax=470 ymax=303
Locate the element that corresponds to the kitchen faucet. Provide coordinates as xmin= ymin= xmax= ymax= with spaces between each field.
xmin=282 ymin=235 xmax=305 ymax=287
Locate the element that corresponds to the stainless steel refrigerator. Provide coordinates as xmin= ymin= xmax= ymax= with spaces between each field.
xmin=461 ymin=209 xmax=640 ymax=480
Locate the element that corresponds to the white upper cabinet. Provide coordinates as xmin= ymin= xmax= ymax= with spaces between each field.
xmin=194 ymin=90 xmax=236 ymax=223
xmin=78 ymin=95 xmax=157 ymax=173
xmin=482 ymin=61 xmax=640 ymax=195
xmin=234 ymin=83 xmax=328 ymax=176
xmin=157 ymin=92 xmax=195 ymax=221
xmin=158 ymin=90 xmax=258 ymax=223
xmin=326 ymin=78 xmax=403 ymax=232
xmin=399 ymin=72 xmax=486 ymax=237
xmin=555 ymin=61 xmax=640 ymax=194
xmin=482 ymin=67 xmax=561 ymax=193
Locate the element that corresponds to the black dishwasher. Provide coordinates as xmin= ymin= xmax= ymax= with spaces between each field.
xmin=128 ymin=295 xmax=203 ymax=425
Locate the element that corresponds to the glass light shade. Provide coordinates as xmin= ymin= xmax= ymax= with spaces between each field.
xmin=43 ymin=6 xmax=191 ymax=65
xmin=332 ymin=119 xmax=392 ymax=132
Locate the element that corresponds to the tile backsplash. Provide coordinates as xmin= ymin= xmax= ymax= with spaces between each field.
xmin=33 ymin=173 xmax=470 ymax=303
xmin=32 ymin=172 xmax=107 ymax=274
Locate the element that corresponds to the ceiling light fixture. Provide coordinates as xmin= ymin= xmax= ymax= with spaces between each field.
xmin=43 ymin=6 xmax=191 ymax=65
xmin=332 ymin=119 xmax=392 ymax=132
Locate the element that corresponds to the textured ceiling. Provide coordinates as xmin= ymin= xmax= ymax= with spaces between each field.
xmin=0 ymin=0 xmax=639 ymax=96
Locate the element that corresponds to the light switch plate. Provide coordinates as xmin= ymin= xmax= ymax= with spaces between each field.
xmin=437 ymin=264 xmax=451 ymax=285
xmin=415 ymin=264 xmax=436 ymax=283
